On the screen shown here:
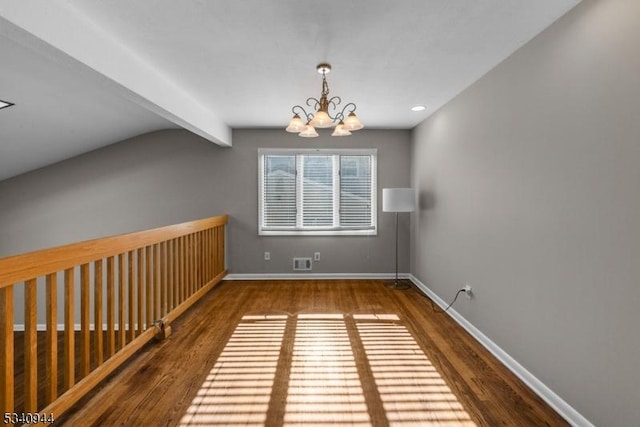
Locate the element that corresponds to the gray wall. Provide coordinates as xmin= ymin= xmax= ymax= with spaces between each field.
xmin=0 ymin=128 xmax=411 ymax=276
xmin=411 ymin=0 xmax=640 ymax=425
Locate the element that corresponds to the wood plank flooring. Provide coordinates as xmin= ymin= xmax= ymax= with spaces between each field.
xmin=55 ymin=280 xmax=568 ymax=426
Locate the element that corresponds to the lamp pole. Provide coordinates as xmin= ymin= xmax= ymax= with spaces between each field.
xmin=395 ymin=211 xmax=399 ymax=285
xmin=389 ymin=209 xmax=410 ymax=290
xmin=383 ymin=188 xmax=414 ymax=290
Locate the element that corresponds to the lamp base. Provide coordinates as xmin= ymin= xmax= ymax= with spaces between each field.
xmin=385 ymin=279 xmax=411 ymax=290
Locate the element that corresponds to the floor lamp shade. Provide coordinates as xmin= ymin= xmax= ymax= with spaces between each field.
xmin=383 ymin=188 xmax=415 ymax=213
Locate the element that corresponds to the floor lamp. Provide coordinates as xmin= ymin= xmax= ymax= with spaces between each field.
xmin=383 ymin=188 xmax=415 ymax=290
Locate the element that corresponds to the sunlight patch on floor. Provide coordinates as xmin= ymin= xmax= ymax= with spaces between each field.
xmin=179 ymin=312 xmax=476 ymax=426
xmin=284 ymin=314 xmax=371 ymax=426
xmin=179 ymin=314 xmax=287 ymax=426
xmin=357 ymin=320 xmax=476 ymax=427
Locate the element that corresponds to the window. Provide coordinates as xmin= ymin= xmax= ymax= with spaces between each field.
xmin=259 ymin=148 xmax=377 ymax=235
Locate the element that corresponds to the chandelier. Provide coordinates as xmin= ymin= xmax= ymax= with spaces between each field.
xmin=286 ymin=63 xmax=364 ymax=137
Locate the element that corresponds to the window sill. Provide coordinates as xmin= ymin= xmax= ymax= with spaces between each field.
xmin=259 ymin=229 xmax=377 ymax=237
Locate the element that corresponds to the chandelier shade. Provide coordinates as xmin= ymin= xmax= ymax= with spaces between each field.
xmin=285 ymin=114 xmax=307 ymax=133
xmin=310 ymin=110 xmax=332 ymax=128
xmin=299 ymin=124 xmax=319 ymax=138
xmin=331 ymin=121 xmax=352 ymax=137
xmin=343 ymin=112 xmax=364 ymax=131
xmin=286 ymin=63 xmax=363 ymax=137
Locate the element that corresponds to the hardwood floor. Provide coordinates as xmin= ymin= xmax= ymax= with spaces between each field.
xmin=56 ymin=280 xmax=568 ymax=426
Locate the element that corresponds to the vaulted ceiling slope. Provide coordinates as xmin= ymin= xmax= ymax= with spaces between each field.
xmin=0 ymin=0 xmax=580 ymax=181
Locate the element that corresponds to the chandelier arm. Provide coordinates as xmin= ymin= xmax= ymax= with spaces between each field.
xmin=334 ymin=102 xmax=358 ymax=122
xmin=292 ymin=105 xmax=313 ymax=122
xmin=326 ymin=96 xmax=342 ymax=120
xmin=305 ymin=97 xmax=321 ymax=111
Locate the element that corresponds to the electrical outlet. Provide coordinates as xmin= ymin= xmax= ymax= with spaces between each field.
xmin=264 ymin=251 xmax=270 ymax=261
xmin=314 ymin=252 xmax=321 ymax=261
xmin=464 ymin=284 xmax=473 ymax=299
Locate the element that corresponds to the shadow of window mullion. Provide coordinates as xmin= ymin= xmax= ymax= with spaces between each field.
xmin=345 ymin=313 xmax=390 ymax=427
xmin=264 ymin=314 xmax=297 ymax=426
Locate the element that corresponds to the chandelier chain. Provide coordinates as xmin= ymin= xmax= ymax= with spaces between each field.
xmin=321 ymin=71 xmax=329 ymax=98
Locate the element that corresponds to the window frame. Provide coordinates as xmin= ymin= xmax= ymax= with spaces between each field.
xmin=258 ymin=148 xmax=377 ymax=236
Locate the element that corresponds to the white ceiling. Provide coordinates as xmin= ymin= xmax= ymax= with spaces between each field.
xmin=0 ymin=0 xmax=580 ymax=181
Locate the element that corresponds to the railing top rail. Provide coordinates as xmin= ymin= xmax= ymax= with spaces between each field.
xmin=0 ymin=214 xmax=228 ymax=288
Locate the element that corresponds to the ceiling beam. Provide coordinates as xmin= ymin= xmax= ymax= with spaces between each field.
xmin=0 ymin=0 xmax=231 ymax=147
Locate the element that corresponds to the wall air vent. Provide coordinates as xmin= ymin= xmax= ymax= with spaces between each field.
xmin=293 ymin=257 xmax=313 ymax=271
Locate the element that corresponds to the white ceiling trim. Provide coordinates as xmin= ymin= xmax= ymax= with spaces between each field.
xmin=0 ymin=0 xmax=231 ymax=147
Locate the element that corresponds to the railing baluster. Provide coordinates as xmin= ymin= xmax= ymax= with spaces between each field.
xmin=201 ymin=231 xmax=206 ymax=284
xmin=137 ymin=249 xmax=144 ymax=335
xmin=167 ymin=240 xmax=174 ymax=313
xmin=184 ymin=235 xmax=189 ymax=297
xmin=24 ymin=278 xmax=38 ymax=412
xmin=214 ymin=227 xmax=219 ymax=274
xmin=202 ymin=230 xmax=208 ymax=282
xmin=175 ymin=243 xmax=178 ymax=300
xmin=184 ymin=235 xmax=188 ymax=300
xmin=107 ymin=257 xmax=116 ymax=358
xmin=191 ymin=233 xmax=196 ymax=291
xmin=118 ymin=254 xmax=125 ymax=350
xmin=202 ymin=231 xmax=206 ymax=285
xmin=128 ymin=251 xmax=135 ymax=342
xmin=145 ymin=246 xmax=152 ymax=329
xmin=176 ymin=236 xmax=185 ymax=305
xmin=64 ymin=268 xmax=75 ymax=389
xmin=204 ymin=229 xmax=209 ymax=282
xmin=160 ymin=242 xmax=167 ymax=317
xmin=213 ymin=227 xmax=217 ymax=276
xmin=188 ymin=234 xmax=193 ymax=296
xmin=194 ymin=233 xmax=198 ymax=289
xmin=0 ymin=285 xmax=14 ymax=415
xmin=95 ymin=260 xmax=104 ymax=366
xmin=171 ymin=239 xmax=177 ymax=310
xmin=188 ymin=234 xmax=192 ymax=295
xmin=45 ymin=273 xmax=58 ymax=404
xmin=80 ymin=264 xmax=91 ymax=377
xmin=192 ymin=233 xmax=197 ymax=290
xmin=220 ymin=225 xmax=225 ymax=273
xmin=212 ymin=227 xmax=216 ymax=275
xmin=196 ymin=232 xmax=202 ymax=288
xmin=191 ymin=233 xmax=196 ymax=293
xmin=195 ymin=233 xmax=200 ymax=289
xmin=166 ymin=240 xmax=172 ymax=313
xmin=207 ymin=229 xmax=211 ymax=280
xmin=214 ymin=226 xmax=219 ymax=274
xmin=153 ymin=244 xmax=159 ymax=322
xmin=208 ymin=227 xmax=216 ymax=279
xmin=186 ymin=235 xmax=190 ymax=298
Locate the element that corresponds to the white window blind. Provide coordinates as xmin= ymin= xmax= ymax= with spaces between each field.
xmin=259 ymin=149 xmax=377 ymax=236
xmin=340 ymin=155 xmax=372 ymax=227
xmin=263 ymin=155 xmax=296 ymax=228
xmin=302 ymin=155 xmax=334 ymax=227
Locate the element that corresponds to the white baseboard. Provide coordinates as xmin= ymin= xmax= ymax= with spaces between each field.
xmin=225 ymin=272 xmax=411 ymax=280
xmin=408 ymin=274 xmax=593 ymax=427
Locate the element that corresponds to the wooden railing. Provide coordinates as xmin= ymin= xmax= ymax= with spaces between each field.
xmin=0 ymin=215 xmax=228 ymax=424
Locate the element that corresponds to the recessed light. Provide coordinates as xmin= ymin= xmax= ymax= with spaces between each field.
xmin=0 ymin=99 xmax=14 ymax=110
xmin=411 ymin=105 xmax=426 ymax=112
